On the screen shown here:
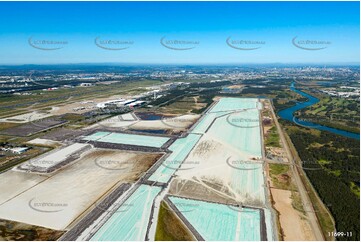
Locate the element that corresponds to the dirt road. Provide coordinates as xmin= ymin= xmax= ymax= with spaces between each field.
xmin=269 ymin=101 xmax=325 ymax=241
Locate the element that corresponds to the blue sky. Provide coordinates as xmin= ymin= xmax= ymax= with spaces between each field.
xmin=0 ymin=1 xmax=359 ymax=64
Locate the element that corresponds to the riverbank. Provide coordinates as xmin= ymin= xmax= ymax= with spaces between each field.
xmin=278 ymin=83 xmax=360 ymax=140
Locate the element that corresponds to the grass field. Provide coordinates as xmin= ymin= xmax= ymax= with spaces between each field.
xmin=157 ymin=96 xmax=207 ymax=115
xmin=155 ymin=201 xmax=194 ymax=241
xmin=299 ymin=96 xmax=360 ymax=134
xmin=269 ymin=164 xmax=294 ymax=191
xmin=265 ymin=126 xmax=281 ymax=148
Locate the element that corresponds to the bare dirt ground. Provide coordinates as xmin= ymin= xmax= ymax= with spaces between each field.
xmin=227 ymin=85 xmax=244 ymax=89
xmin=0 ymin=149 xmax=162 ymax=230
xmin=0 ymin=171 xmax=48 ymax=205
xmin=132 ymin=114 xmax=199 ymax=130
xmin=41 ymin=128 xmax=85 ymax=141
xmin=271 ymin=188 xmax=315 ymax=241
xmin=174 ymin=132 xmax=265 ymax=206
xmin=212 ymin=96 xmax=222 ymax=101
xmin=168 ymin=178 xmax=236 ymax=205
xmin=267 ymin=163 xmax=316 ymax=241
xmin=0 ymin=218 xmax=64 ymax=241
xmin=26 ymin=138 xmax=63 ymax=147
xmin=191 ymin=96 xmax=207 ymax=111
xmin=87 ymin=113 xmax=200 ymax=131
xmin=0 ymin=111 xmax=53 ymax=123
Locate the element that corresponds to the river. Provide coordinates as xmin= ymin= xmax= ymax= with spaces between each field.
xmin=278 ymin=82 xmax=360 ymax=140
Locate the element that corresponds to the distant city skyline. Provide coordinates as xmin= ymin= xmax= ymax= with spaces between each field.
xmin=0 ymin=1 xmax=359 ymax=65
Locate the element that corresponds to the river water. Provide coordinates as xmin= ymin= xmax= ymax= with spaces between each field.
xmin=278 ymin=83 xmax=360 ymax=140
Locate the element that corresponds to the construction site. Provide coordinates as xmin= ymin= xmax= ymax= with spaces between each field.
xmin=0 ymin=96 xmax=320 ymax=241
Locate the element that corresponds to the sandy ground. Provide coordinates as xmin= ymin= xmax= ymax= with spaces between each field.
xmin=192 ymin=96 xmax=207 ymax=110
xmin=0 ymin=111 xmax=53 ymax=123
xmin=168 ymin=178 xmax=236 ymax=205
xmin=86 ymin=113 xmax=200 ymax=130
xmin=132 ymin=114 xmax=199 ymax=130
xmin=0 ymin=149 xmax=161 ymax=230
xmin=271 ymin=188 xmax=315 ymax=241
xmin=173 ymin=100 xmax=264 ymax=206
xmin=16 ymin=143 xmax=90 ymax=171
xmin=26 ymin=138 xmax=63 ymax=147
xmin=0 ymin=171 xmax=48 ymax=205
xmin=175 ymin=132 xmax=265 ymax=206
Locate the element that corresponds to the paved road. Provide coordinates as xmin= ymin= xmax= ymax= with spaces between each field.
xmin=269 ymin=101 xmax=325 ymax=241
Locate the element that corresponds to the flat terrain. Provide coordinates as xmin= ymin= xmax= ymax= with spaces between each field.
xmin=26 ymin=138 xmax=62 ymax=147
xmin=174 ymin=99 xmax=265 ymax=206
xmin=271 ymin=188 xmax=315 ymax=241
xmin=268 ymin=163 xmax=315 ymax=241
xmin=87 ymin=112 xmax=199 ymax=131
xmin=0 ymin=148 xmax=161 ymax=230
xmin=168 ymin=196 xmax=263 ymax=241
xmin=155 ymin=201 xmax=195 ymax=241
xmin=151 ymin=97 xmax=275 ymax=241
xmin=89 ymin=185 xmax=162 ymax=241
xmin=82 ymin=131 xmax=170 ymax=148
xmin=0 ymin=111 xmax=53 ymax=123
